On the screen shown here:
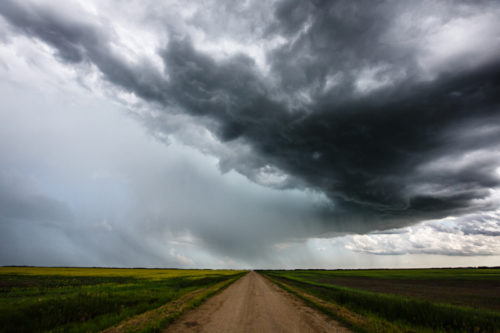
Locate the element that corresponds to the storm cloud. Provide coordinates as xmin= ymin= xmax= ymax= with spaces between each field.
xmin=1 ymin=0 xmax=500 ymax=266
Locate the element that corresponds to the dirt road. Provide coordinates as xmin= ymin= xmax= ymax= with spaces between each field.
xmin=163 ymin=271 xmax=350 ymax=332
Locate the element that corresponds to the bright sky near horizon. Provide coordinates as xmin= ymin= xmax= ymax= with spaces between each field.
xmin=1 ymin=0 xmax=500 ymax=268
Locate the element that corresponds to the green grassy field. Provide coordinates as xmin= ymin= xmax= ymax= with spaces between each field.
xmin=0 ymin=267 xmax=245 ymax=333
xmin=261 ymin=268 xmax=500 ymax=333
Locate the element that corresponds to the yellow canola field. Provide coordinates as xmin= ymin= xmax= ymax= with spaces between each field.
xmin=0 ymin=266 xmax=244 ymax=280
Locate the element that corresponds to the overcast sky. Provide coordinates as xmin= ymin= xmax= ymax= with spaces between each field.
xmin=1 ymin=0 xmax=499 ymax=268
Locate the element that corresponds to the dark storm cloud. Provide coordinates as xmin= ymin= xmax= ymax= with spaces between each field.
xmin=2 ymin=0 xmax=500 ymax=235
xmin=158 ymin=0 xmax=500 ymax=231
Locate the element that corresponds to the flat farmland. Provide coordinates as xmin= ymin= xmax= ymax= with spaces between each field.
xmin=2 ymin=267 xmax=499 ymax=332
xmin=0 ymin=267 xmax=245 ymax=333
xmin=262 ymin=268 xmax=500 ymax=333
xmin=278 ymin=268 xmax=500 ymax=311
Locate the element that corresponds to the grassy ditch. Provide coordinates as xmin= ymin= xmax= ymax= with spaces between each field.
xmin=0 ymin=267 xmax=245 ymax=333
xmin=261 ymin=269 xmax=500 ymax=333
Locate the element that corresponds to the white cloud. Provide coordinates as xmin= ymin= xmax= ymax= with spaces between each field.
xmin=387 ymin=2 xmax=500 ymax=79
xmin=420 ymin=12 xmax=500 ymax=74
xmin=354 ymin=63 xmax=406 ymax=95
xmin=93 ymin=219 xmax=113 ymax=232
xmin=169 ymin=248 xmax=195 ymax=266
xmin=343 ymin=211 xmax=500 ymax=256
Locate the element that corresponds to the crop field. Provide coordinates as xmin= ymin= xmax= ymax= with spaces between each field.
xmin=0 ymin=267 xmax=245 ymax=333
xmin=261 ymin=268 xmax=500 ymax=333
xmin=2 ymin=267 xmax=498 ymax=333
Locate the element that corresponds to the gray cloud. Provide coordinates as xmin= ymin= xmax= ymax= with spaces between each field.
xmin=0 ymin=75 xmax=331 ymax=267
xmin=0 ymin=171 xmax=73 ymax=225
xmin=1 ymin=0 xmax=500 ymax=265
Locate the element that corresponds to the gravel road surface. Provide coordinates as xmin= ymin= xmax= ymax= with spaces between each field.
xmin=163 ymin=271 xmax=350 ymax=332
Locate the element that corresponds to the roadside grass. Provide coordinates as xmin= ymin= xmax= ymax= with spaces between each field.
xmin=119 ymin=275 xmax=243 ymax=333
xmin=0 ymin=267 xmax=245 ymax=333
xmin=263 ymin=275 xmax=403 ymax=333
xmin=262 ymin=270 xmax=500 ymax=333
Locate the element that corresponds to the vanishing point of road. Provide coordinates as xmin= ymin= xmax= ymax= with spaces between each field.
xmin=164 ymin=271 xmax=350 ymax=332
